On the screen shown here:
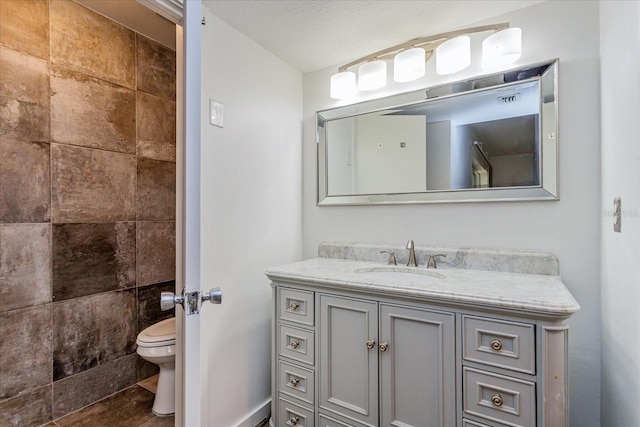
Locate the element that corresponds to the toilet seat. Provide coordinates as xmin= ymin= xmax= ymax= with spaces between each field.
xmin=137 ymin=317 xmax=176 ymax=348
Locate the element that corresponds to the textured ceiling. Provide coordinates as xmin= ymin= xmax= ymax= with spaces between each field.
xmin=205 ymin=0 xmax=544 ymax=73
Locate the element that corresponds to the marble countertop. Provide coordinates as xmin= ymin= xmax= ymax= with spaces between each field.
xmin=265 ymin=257 xmax=580 ymax=317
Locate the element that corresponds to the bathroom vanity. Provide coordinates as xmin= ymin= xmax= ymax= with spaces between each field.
xmin=265 ymin=243 xmax=579 ymax=427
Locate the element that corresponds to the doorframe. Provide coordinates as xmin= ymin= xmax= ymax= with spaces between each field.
xmin=121 ymin=1 xmax=191 ymax=424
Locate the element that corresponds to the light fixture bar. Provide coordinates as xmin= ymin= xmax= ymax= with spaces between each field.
xmin=337 ymin=23 xmax=510 ymax=72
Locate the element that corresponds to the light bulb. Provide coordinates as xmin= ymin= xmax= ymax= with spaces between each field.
xmin=358 ymin=60 xmax=387 ymax=91
xmin=394 ymin=47 xmax=425 ymax=82
xmin=436 ymin=36 xmax=471 ymax=75
xmin=482 ymin=27 xmax=522 ymax=68
xmin=330 ymin=71 xmax=356 ymax=99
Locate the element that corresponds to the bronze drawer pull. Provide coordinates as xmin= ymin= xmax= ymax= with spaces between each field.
xmin=491 ymin=393 xmax=504 ymax=407
xmin=490 ymin=339 xmax=503 ymax=351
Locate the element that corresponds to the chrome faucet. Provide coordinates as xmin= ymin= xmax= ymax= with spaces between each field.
xmin=406 ymin=240 xmax=418 ymax=267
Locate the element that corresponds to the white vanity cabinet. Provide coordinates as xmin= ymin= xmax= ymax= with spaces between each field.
xmin=267 ymin=252 xmax=579 ymax=427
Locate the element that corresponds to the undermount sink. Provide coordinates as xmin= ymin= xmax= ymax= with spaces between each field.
xmin=354 ymin=265 xmax=446 ymax=283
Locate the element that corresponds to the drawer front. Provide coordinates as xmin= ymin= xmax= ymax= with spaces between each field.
xmin=280 ymin=288 xmax=315 ymax=327
xmin=462 ymin=419 xmax=492 ymax=427
xmin=279 ymin=324 xmax=315 ymax=366
xmin=463 ymin=367 xmax=536 ymax=427
xmin=463 ymin=315 xmax=535 ymax=374
xmin=318 ymin=412 xmax=369 ymax=427
xmin=279 ymin=398 xmax=314 ymax=427
xmin=279 ymin=360 xmax=315 ymax=406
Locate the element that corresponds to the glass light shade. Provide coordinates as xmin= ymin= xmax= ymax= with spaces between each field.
xmin=358 ymin=60 xmax=387 ymax=91
xmin=482 ymin=27 xmax=522 ymax=68
xmin=330 ymin=71 xmax=356 ymax=99
xmin=436 ymin=36 xmax=471 ymax=75
xmin=393 ymin=47 xmax=425 ymax=82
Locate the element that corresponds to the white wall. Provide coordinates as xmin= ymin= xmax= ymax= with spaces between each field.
xmin=355 ymin=114 xmax=426 ymax=194
xmin=199 ymin=10 xmax=303 ymax=426
xmin=302 ymin=2 xmax=601 ymax=425
xmin=600 ymin=2 xmax=640 ymax=426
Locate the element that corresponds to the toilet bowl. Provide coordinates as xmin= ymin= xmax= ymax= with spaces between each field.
xmin=137 ymin=317 xmax=176 ymax=416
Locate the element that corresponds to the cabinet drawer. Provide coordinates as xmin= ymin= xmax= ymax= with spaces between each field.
xmin=279 ymin=398 xmax=314 ymax=427
xmin=463 ymin=315 xmax=535 ymax=374
xmin=279 ymin=360 xmax=315 ymax=406
xmin=279 ymin=324 xmax=315 ymax=366
xmin=462 ymin=419 xmax=491 ymax=427
xmin=280 ymin=288 xmax=315 ymax=327
xmin=463 ymin=367 xmax=536 ymax=427
xmin=318 ymin=412 xmax=368 ymax=427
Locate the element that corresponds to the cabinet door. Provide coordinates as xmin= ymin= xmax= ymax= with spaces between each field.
xmin=319 ymin=295 xmax=378 ymax=426
xmin=379 ymin=304 xmax=455 ymax=427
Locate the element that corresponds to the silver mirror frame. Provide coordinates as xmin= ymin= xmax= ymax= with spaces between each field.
xmin=317 ymin=59 xmax=559 ymax=206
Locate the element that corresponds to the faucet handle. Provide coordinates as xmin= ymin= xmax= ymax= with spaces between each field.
xmin=380 ymin=250 xmax=397 ymax=265
xmin=427 ymin=254 xmax=447 ymax=269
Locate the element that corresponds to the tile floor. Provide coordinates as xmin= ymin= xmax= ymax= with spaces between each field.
xmin=45 ymin=375 xmax=174 ymax=427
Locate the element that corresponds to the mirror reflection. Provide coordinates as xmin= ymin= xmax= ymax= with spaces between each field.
xmin=317 ymin=60 xmax=558 ymax=205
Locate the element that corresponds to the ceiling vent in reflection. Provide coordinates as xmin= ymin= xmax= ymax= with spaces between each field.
xmin=497 ymin=93 xmax=521 ymax=104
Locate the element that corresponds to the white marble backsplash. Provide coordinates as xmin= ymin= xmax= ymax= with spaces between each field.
xmin=318 ymin=242 xmax=559 ymax=276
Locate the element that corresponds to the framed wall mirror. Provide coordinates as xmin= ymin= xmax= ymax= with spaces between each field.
xmin=317 ymin=59 xmax=558 ymax=205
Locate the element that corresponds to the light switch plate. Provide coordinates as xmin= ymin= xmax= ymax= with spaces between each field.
xmin=209 ymin=99 xmax=223 ymax=128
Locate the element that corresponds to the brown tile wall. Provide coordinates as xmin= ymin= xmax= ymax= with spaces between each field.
xmin=0 ymin=1 xmax=176 ymax=424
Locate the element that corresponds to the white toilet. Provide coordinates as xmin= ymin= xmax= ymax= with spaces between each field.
xmin=136 ymin=317 xmax=176 ymax=415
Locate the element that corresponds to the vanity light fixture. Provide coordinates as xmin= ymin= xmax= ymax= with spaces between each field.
xmin=329 ymin=23 xmax=522 ymax=99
